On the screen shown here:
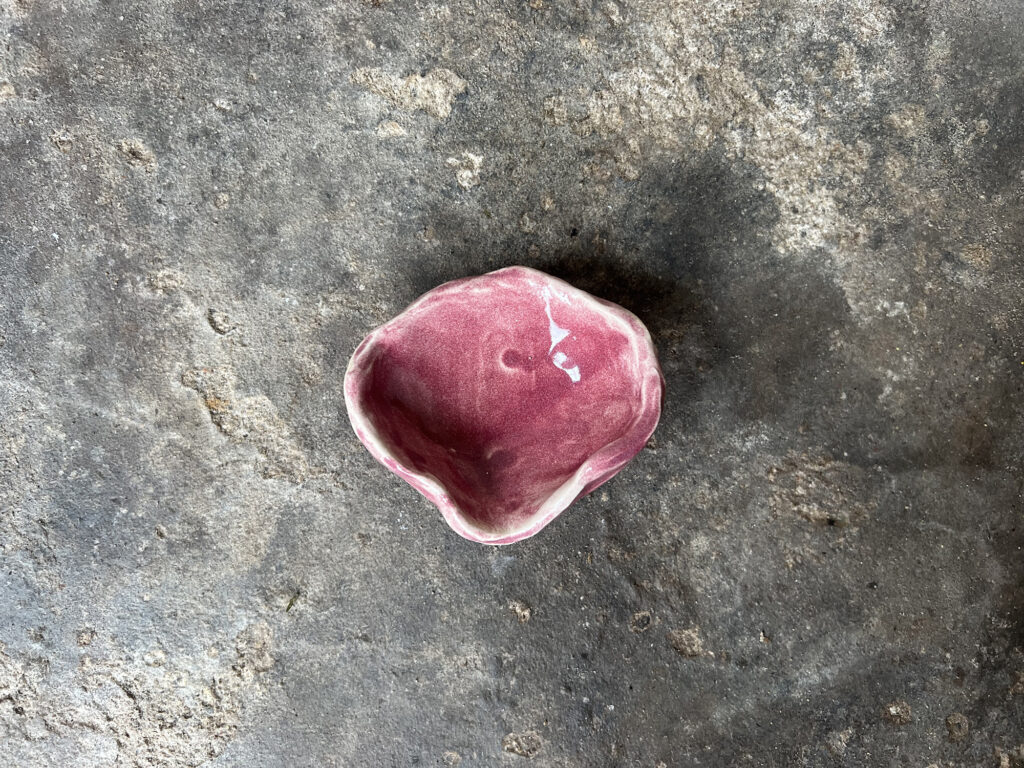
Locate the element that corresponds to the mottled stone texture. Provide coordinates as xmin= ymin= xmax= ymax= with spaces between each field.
xmin=1 ymin=0 xmax=1022 ymax=765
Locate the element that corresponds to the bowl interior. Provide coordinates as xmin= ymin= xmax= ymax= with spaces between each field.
xmin=352 ymin=277 xmax=649 ymax=537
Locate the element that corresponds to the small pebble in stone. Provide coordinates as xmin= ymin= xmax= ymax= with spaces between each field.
xmin=502 ymin=731 xmax=542 ymax=758
xmin=207 ymin=309 xmax=236 ymax=335
xmin=631 ymin=611 xmax=652 ymax=633
xmin=509 ymin=600 xmax=532 ymax=623
xmin=667 ymin=627 xmax=705 ymax=657
xmin=945 ymin=712 xmax=968 ymax=742
xmin=884 ymin=700 xmax=911 ymax=725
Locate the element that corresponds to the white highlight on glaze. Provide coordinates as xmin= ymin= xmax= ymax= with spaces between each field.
xmin=541 ymin=286 xmax=581 ymax=383
xmin=552 ymin=351 xmax=581 ymax=383
xmin=542 ymin=287 xmax=571 ymax=352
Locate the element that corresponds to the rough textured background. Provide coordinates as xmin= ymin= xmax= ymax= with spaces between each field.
xmin=1 ymin=0 xmax=1023 ymax=765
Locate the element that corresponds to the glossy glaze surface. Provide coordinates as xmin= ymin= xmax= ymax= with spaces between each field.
xmin=345 ymin=266 xmax=663 ymax=543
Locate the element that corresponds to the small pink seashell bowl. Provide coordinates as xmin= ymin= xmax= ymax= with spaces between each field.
xmin=344 ymin=266 xmax=664 ymax=544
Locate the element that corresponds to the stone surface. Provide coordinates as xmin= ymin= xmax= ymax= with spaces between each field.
xmin=0 ymin=0 xmax=1022 ymax=765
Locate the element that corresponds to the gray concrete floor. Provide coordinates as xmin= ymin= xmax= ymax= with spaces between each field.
xmin=1 ymin=0 xmax=1022 ymax=765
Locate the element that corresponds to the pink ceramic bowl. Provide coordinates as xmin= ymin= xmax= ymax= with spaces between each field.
xmin=344 ymin=266 xmax=664 ymax=544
